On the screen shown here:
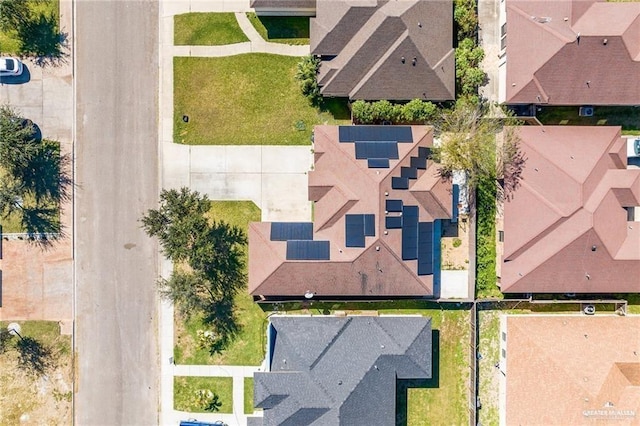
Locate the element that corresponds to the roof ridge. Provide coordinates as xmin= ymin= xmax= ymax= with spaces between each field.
xmin=309 ymin=317 xmax=353 ymax=370
xmin=350 ymin=30 xmax=408 ymax=98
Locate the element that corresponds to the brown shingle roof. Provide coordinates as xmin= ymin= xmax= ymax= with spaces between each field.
xmin=505 ymin=0 xmax=640 ymax=105
xmin=249 ymin=125 xmax=454 ymax=298
xmin=501 ymin=126 xmax=640 ymax=294
xmin=505 ymin=316 xmax=640 ymax=425
xmin=311 ymin=0 xmax=455 ymax=101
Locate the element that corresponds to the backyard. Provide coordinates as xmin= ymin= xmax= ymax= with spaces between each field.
xmin=173 ymin=54 xmax=350 ymax=145
xmin=477 ymin=310 xmax=500 ymax=426
xmin=537 ymin=106 xmax=640 ymax=135
xmin=173 ymin=201 xmax=267 ymax=366
xmin=0 ymin=321 xmax=72 ymax=425
xmin=173 ymin=13 xmax=248 ymax=46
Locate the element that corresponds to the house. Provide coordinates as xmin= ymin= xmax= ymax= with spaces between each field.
xmin=501 ymin=315 xmax=640 ymax=425
xmin=311 ymin=0 xmax=455 ymax=101
xmin=250 ymin=0 xmax=316 ymax=16
xmin=498 ymin=0 xmax=640 ymax=105
xmin=253 ymin=315 xmax=432 ymax=426
xmin=249 ymin=125 xmax=458 ymax=300
xmin=499 ymin=126 xmax=640 ymax=294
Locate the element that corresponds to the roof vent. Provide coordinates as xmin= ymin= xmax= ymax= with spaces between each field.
xmin=532 ymin=16 xmax=551 ymax=23
xmin=603 ymin=38 xmax=608 ymax=45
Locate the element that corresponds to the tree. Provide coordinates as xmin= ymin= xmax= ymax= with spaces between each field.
xmin=141 ymin=188 xmax=247 ymax=352
xmin=430 ymin=102 xmax=525 ymax=205
xmin=0 ymin=0 xmax=64 ymax=60
xmin=0 ymin=105 xmax=71 ymax=240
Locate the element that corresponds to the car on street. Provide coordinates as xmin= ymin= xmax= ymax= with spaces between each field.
xmin=0 ymin=57 xmax=24 ymax=77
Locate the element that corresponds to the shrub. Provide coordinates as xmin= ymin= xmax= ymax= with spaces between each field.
xmin=295 ymin=55 xmax=321 ymax=105
xmin=351 ymin=99 xmax=438 ymax=124
xmin=452 ymin=238 xmax=462 ymax=248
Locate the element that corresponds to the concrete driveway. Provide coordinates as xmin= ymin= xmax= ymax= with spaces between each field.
xmin=0 ymin=0 xmax=73 ymax=323
xmin=163 ymin=143 xmax=313 ymax=221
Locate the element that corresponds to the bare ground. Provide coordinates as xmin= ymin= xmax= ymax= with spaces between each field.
xmin=0 ymin=322 xmax=72 ymax=425
xmin=441 ymin=219 xmax=471 ymax=270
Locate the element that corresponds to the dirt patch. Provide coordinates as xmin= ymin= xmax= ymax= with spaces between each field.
xmin=0 ymin=321 xmax=72 ymax=425
xmin=441 ymin=219 xmax=470 ymax=270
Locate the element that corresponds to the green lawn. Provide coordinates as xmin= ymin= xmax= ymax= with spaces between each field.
xmin=173 ymin=54 xmax=349 ymax=145
xmin=174 ymin=201 xmax=268 ymax=366
xmin=174 ymin=376 xmax=233 ymax=413
xmin=0 ymin=0 xmax=59 ymax=54
xmin=269 ymin=301 xmax=471 ymax=425
xmin=174 ymin=13 xmax=249 ymax=46
xmin=244 ymin=377 xmax=256 ymax=414
xmin=246 ymin=13 xmax=309 ymax=45
xmin=537 ymin=106 xmax=640 ymax=135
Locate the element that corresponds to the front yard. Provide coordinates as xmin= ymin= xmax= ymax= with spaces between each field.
xmin=174 ymin=376 xmax=233 ymax=413
xmin=174 ymin=13 xmax=248 ymax=46
xmin=0 ymin=321 xmax=72 ymax=425
xmin=173 ymin=201 xmax=267 ymax=366
xmin=246 ymin=13 xmax=310 ymax=45
xmin=173 ymin=54 xmax=349 ymax=145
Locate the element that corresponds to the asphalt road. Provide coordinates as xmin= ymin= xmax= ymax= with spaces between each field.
xmin=74 ymin=1 xmax=159 ymax=424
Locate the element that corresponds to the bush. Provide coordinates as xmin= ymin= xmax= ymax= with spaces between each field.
xmin=295 ymin=55 xmax=321 ymax=105
xmin=476 ymin=178 xmax=499 ymax=297
xmin=454 ymin=0 xmax=478 ymax=41
xmin=456 ymin=38 xmax=486 ymax=103
xmin=351 ymin=99 xmax=438 ymax=124
xmin=452 ymin=238 xmax=462 ymax=248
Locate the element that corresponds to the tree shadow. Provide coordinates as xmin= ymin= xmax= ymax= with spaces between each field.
xmin=395 ymin=330 xmax=440 ymax=426
xmin=204 ymin=394 xmax=222 ymax=412
xmin=16 ymin=336 xmax=53 ymax=375
xmin=203 ymin=297 xmax=241 ymax=355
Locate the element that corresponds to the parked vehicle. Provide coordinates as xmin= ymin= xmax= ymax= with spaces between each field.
xmin=0 ymin=57 xmax=24 ymax=77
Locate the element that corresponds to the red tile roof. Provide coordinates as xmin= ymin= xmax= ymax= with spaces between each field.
xmin=249 ymin=125 xmax=454 ymax=298
xmin=501 ymin=126 xmax=640 ymax=293
xmin=505 ymin=0 xmax=640 ymax=105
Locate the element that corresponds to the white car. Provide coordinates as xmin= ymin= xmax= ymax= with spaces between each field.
xmin=0 ymin=57 xmax=24 ymax=77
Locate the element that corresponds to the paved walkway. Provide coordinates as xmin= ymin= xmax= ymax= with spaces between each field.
xmin=159 ymin=4 xmax=312 ymax=425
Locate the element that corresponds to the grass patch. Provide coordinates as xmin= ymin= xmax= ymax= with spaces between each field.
xmin=476 ymin=179 xmax=501 ymax=299
xmin=246 ymin=13 xmax=309 ymax=45
xmin=244 ymin=377 xmax=257 ymax=414
xmin=174 ymin=13 xmax=249 ymax=46
xmin=174 ymin=54 xmax=349 ymax=145
xmin=0 ymin=0 xmax=60 ymax=55
xmin=477 ymin=310 xmax=500 ymax=426
xmin=537 ymin=106 xmax=640 ymax=135
xmin=174 ymin=376 xmax=233 ymax=413
xmin=174 ymin=201 xmax=267 ymax=366
xmin=0 ymin=321 xmax=72 ymax=425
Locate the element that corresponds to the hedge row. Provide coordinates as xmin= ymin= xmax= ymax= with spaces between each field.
xmin=351 ymin=99 xmax=438 ymax=125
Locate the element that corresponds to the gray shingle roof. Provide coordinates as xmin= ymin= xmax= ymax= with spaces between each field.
xmin=254 ymin=316 xmax=432 ymax=425
xmin=311 ymin=0 xmax=455 ymax=101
